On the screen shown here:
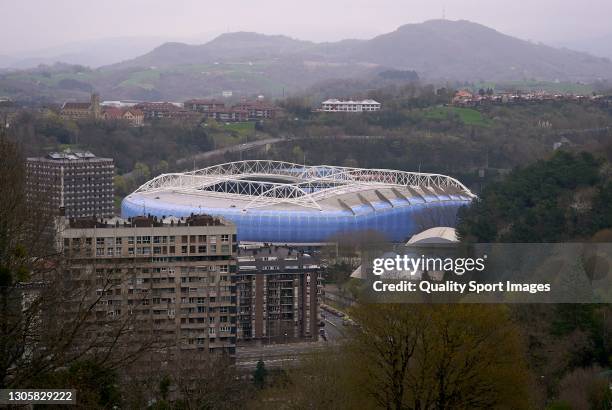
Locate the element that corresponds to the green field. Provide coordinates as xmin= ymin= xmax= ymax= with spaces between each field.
xmin=118 ymin=70 xmax=161 ymax=90
xmin=222 ymin=121 xmax=255 ymax=135
xmin=425 ymin=106 xmax=491 ymax=126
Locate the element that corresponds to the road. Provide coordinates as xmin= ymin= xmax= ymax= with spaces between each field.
xmin=321 ymin=309 xmax=347 ymax=341
xmin=235 ymin=341 xmax=329 ymax=370
xmin=235 ymin=306 xmax=350 ymax=370
xmin=176 ymin=137 xmax=286 ymax=166
xmin=121 ymin=134 xmax=395 ymax=179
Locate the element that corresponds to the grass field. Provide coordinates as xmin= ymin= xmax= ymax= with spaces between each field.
xmin=222 ymin=121 xmax=255 ymax=135
xmin=119 ymin=70 xmax=161 ymax=90
xmin=425 ymin=106 xmax=491 ymax=126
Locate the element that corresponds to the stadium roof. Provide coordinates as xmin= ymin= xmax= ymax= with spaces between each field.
xmin=131 ymin=160 xmax=475 ymax=212
xmin=407 ymin=227 xmax=459 ymax=245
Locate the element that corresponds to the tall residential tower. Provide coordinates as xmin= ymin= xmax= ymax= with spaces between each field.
xmin=26 ymin=151 xmax=114 ymax=218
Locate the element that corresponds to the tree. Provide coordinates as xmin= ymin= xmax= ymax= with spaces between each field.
xmin=291 ymin=145 xmax=305 ymax=164
xmin=554 ymin=366 xmax=612 ymax=410
xmin=251 ymin=348 xmax=366 ymax=410
xmin=347 ymin=304 xmax=532 ymax=409
xmin=0 ymin=136 xmax=157 ymax=390
xmin=133 ymin=161 xmax=151 ymax=181
xmin=457 ymin=151 xmax=605 ymax=242
xmin=253 ymin=360 xmax=268 ymax=389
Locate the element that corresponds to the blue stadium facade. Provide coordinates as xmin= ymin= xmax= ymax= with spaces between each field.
xmin=121 ymin=161 xmax=474 ymax=243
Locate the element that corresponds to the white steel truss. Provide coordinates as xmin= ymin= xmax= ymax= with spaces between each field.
xmin=134 ymin=160 xmax=475 ymax=210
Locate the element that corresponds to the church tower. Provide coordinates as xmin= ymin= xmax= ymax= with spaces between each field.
xmin=90 ymin=92 xmax=101 ymax=120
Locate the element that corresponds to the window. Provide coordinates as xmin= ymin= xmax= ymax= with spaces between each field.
xmin=115 ymin=237 xmax=122 ymax=245
xmin=198 ymin=235 xmax=206 ymax=242
xmin=221 ymin=234 xmax=229 ymax=243
xmin=198 ymin=245 xmax=207 ymax=253
xmin=220 ymin=265 xmax=228 ymax=273
xmin=210 ymin=245 xmax=217 ymax=253
xmin=181 ymin=246 xmax=187 ymax=254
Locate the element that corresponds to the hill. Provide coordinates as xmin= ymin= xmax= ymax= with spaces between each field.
xmin=108 ymin=32 xmax=315 ymax=69
xmin=1 ymin=20 xmax=611 ymax=101
xmin=111 ymin=20 xmax=612 ymax=82
xmin=340 ymin=20 xmax=612 ymax=81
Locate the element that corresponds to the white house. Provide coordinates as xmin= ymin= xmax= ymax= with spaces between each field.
xmin=321 ymin=99 xmax=381 ymax=112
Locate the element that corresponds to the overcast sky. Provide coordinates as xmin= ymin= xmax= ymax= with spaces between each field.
xmin=2 ymin=0 xmax=611 ymax=54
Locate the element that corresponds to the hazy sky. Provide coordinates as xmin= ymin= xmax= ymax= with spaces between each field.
xmin=2 ymin=0 xmax=611 ymax=54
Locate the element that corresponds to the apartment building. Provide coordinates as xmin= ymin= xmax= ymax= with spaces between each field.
xmin=320 ymin=99 xmax=381 ymax=112
xmin=183 ymin=99 xmax=226 ymax=112
xmin=26 ymin=151 xmax=114 ymax=218
xmin=60 ymin=215 xmax=238 ymax=364
xmin=132 ymin=102 xmax=200 ymax=121
xmin=184 ymin=99 xmax=278 ymax=122
xmin=236 ymin=245 xmax=322 ymax=343
xmin=233 ymin=101 xmax=278 ymax=120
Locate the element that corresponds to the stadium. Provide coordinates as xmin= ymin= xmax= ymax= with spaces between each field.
xmin=121 ymin=160 xmax=475 ymax=243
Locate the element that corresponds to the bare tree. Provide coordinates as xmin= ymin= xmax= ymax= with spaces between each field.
xmin=0 ymin=136 xmax=159 ymax=390
xmin=347 ymin=304 xmax=533 ymax=410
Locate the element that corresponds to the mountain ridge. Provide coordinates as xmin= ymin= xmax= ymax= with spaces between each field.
xmin=106 ymin=19 xmax=612 ymax=82
xmin=2 ymin=19 xmax=611 ymax=101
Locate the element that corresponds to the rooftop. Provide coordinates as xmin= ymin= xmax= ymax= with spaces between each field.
xmin=61 ymin=102 xmax=92 ymax=110
xmin=322 ymin=99 xmax=381 ymax=105
xmin=66 ymin=214 xmax=231 ymax=229
xmin=27 ymin=150 xmax=112 ymax=163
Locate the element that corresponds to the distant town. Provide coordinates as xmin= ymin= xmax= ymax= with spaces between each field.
xmin=451 ymin=88 xmax=610 ymax=106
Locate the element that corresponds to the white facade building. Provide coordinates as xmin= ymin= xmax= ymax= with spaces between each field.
xmin=321 ymin=99 xmax=381 ymax=112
